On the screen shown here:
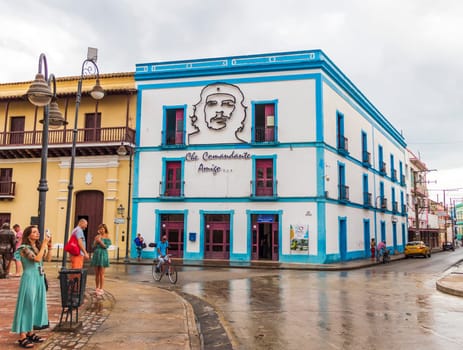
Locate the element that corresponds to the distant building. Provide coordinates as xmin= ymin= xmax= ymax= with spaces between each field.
xmin=407 ymin=150 xmax=440 ymax=247
xmin=133 ymin=50 xmax=407 ymax=263
xmin=0 ymin=73 xmax=136 ymax=255
xmin=455 ymin=202 xmax=463 ymax=241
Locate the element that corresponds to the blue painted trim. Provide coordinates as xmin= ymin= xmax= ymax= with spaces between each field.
xmin=336 ymin=110 xmax=344 ymax=149
xmin=136 ymin=50 xmax=321 ymax=79
xmin=246 ymin=209 xmax=282 ymax=261
xmin=338 ymin=216 xmax=347 ymax=261
xmin=315 ymin=75 xmax=324 ymax=142
xmin=317 ymin=201 xmax=326 ymax=260
xmin=135 ymin=49 xmax=405 ymax=146
xmin=325 ymin=249 xmax=366 ymax=263
xmin=250 ymin=99 xmax=279 ymax=144
xmin=137 ymin=73 xmax=319 ymax=91
xmin=363 ymin=218 xmax=371 ymax=257
xmin=199 ymin=209 xmax=234 ymax=260
xmin=161 ymin=157 xmax=185 ymax=197
xmin=136 ymin=64 xmax=405 ymax=148
xmin=161 ymin=105 xmax=187 ymax=146
xmin=147 ymin=209 xmax=188 ymax=259
xmin=280 ymin=254 xmax=324 ymax=264
xmin=138 ymin=139 xmax=402 ymax=190
xmin=251 ymin=154 xmax=277 ymax=198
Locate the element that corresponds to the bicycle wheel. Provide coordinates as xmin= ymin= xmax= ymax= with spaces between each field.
xmin=152 ymin=263 xmax=163 ymax=281
xmin=167 ymin=264 xmax=177 ymax=284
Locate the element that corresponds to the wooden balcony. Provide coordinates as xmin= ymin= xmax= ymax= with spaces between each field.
xmin=0 ymin=127 xmax=135 ymax=159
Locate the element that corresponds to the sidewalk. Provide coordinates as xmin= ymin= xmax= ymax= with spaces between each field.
xmin=0 ymin=262 xmax=200 ymax=350
xmin=1 ymin=250 xmax=459 ymax=349
xmin=436 ymin=258 xmax=463 ymax=297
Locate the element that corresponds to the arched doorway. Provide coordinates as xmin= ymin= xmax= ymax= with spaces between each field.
xmin=75 ymin=190 xmax=104 ymax=252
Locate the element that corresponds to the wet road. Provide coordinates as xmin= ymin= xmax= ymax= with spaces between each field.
xmin=107 ymin=250 xmax=463 ymax=350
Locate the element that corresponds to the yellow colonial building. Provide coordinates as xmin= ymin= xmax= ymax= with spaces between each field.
xmin=0 ymin=72 xmax=136 ymax=258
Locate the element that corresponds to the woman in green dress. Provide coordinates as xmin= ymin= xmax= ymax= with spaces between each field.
xmin=12 ymin=225 xmax=50 ymax=348
xmin=91 ymin=224 xmax=111 ymax=296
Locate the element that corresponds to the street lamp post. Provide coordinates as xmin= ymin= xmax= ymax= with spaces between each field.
xmin=115 ymin=204 xmax=125 ymax=260
xmin=117 ymin=143 xmax=133 ymax=263
xmin=26 ymin=53 xmax=67 ymax=240
xmin=61 ymin=48 xmax=105 ymax=269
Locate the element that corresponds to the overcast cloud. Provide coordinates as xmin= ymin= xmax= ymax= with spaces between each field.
xmin=1 ymin=0 xmax=462 ymax=200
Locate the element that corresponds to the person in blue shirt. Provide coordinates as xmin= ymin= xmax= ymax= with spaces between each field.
xmin=155 ymin=234 xmax=170 ymax=272
xmin=134 ymin=233 xmax=145 ymax=261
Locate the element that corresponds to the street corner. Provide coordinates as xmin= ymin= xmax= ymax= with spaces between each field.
xmin=436 ymin=273 xmax=463 ymax=297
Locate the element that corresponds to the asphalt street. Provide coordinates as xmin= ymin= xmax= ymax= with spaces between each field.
xmin=106 ymin=249 xmax=463 ymax=350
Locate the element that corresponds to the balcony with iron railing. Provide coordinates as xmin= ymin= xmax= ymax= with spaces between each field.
xmin=250 ymin=179 xmax=278 ymax=199
xmin=400 ymin=174 xmax=406 ymax=186
xmin=162 ymin=130 xmax=186 ymax=148
xmin=337 ymin=136 xmax=349 ymax=155
xmin=0 ymin=127 xmax=135 ymax=159
xmin=253 ymin=126 xmax=277 ymax=144
xmin=363 ymin=192 xmax=372 ymax=208
xmin=379 ymin=161 xmax=387 ymax=176
xmin=379 ymin=198 xmax=388 ymax=211
xmin=362 ymin=151 xmax=371 ymax=167
xmin=159 ymin=181 xmax=185 ymax=199
xmin=0 ymin=181 xmax=15 ymax=199
xmin=338 ymin=184 xmax=349 ymax=202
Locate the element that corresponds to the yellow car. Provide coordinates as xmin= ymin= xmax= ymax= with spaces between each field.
xmin=405 ymin=241 xmax=431 ymax=258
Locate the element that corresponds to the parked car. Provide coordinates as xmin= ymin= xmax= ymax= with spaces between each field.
xmin=442 ymin=242 xmax=455 ymax=251
xmin=405 ymin=241 xmax=431 ymax=258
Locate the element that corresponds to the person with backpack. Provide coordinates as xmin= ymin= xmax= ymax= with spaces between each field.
xmin=134 ymin=233 xmax=146 ymax=261
xmin=0 ymin=223 xmax=16 ymax=278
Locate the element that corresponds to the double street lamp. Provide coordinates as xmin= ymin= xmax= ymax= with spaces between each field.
xmin=117 ymin=143 xmax=133 ymax=263
xmin=61 ymin=48 xmax=104 ymax=269
xmin=26 ymin=54 xmax=67 ymax=240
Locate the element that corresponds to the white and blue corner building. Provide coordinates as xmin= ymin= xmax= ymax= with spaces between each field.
xmin=132 ymin=49 xmax=408 ymax=264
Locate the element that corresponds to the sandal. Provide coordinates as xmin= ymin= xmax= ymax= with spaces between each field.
xmin=17 ymin=338 xmax=34 ymax=348
xmin=26 ymin=333 xmax=44 ymax=343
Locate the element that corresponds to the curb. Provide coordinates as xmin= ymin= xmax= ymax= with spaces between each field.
xmin=173 ymin=290 xmax=202 ymax=350
xmin=436 ymin=279 xmax=463 ymax=297
xmin=102 ymin=255 xmax=408 ymax=272
xmin=435 ymin=258 xmax=463 ymax=298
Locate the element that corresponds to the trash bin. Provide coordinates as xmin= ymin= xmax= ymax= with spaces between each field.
xmin=58 ymin=268 xmax=87 ymax=328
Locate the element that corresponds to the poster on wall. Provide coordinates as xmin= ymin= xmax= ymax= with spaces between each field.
xmin=290 ymin=224 xmax=309 ymax=254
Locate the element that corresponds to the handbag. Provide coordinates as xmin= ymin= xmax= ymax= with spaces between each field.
xmin=64 ymin=234 xmax=80 ymax=256
xmin=44 ymin=274 xmax=49 ymax=291
xmin=141 ymin=242 xmax=147 ymax=249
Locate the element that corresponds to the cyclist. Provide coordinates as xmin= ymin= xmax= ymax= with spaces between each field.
xmin=155 ymin=234 xmax=170 ymax=273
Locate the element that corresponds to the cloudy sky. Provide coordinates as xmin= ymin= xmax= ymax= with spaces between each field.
xmin=1 ymin=0 xmax=462 ymax=201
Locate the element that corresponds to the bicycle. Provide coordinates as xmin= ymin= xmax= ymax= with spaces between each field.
xmin=152 ymin=254 xmax=177 ymax=284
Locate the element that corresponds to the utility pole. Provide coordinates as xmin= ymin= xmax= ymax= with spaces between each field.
xmin=443 ymin=190 xmax=448 ymax=244
xmin=413 ymin=170 xmax=420 ymax=241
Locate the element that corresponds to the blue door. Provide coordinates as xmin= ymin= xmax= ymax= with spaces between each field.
xmin=363 ymin=220 xmax=370 ymax=257
xmin=392 ymin=222 xmax=397 ymax=254
xmin=381 ymin=221 xmax=386 ymax=243
xmin=339 ymin=218 xmax=347 ymax=261
xmin=401 ymin=223 xmax=406 ymax=252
